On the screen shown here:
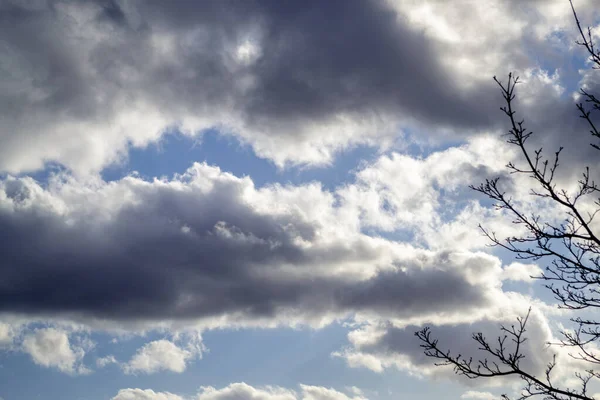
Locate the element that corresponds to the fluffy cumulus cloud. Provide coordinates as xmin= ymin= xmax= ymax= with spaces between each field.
xmin=0 ymin=130 xmax=581 ymax=398
xmin=500 ymin=262 xmax=543 ymax=282
xmin=123 ymin=339 xmax=199 ymax=374
xmin=339 ymin=135 xmax=520 ymax=239
xmin=21 ymin=327 xmax=88 ymax=374
xmin=0 ymin=155 xmax=540 ymax=329
xmin=196 ymin=383 xmax=297 ymax=400
xmin=0 ymin=135 xmax=573 ymax=395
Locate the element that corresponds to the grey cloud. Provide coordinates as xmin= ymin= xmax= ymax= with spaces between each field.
xmin=0 ymin=0 xmax=516 ymax=173
xmin=104 ymin=0 xmax=497 ymax=126
xmin=340 ymin=309 xmax=555 ymax=383
xmin=0 ymin=165 xmax=500 ymax=325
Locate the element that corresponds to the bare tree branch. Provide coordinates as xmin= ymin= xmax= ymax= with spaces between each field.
xmin=417 ymin=2 xmax=600 ymax=399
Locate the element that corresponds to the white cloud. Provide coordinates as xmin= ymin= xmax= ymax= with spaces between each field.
xmin=501 ymin=262 xmax=542 ymax=282
xmin=196 ymin=383 xmax=365 ymax=400
xmin=0 ymin=322 xmax=17 ymax=348
xmin=300 ymin=385 xmax=366 ymax=400
xmin=197 ymin=383 xmax=296 ymax=400
xmin=123 ymin=340 xmax=198 ymax=374
xmin=112 ymin=384 xmax=368 ymax=400
xmin=21 ymin=328 xmax=88 ymax=374
xmin=112 ymin=388 xmax=185 ymax=400
xmin=461 ymin=391 xmax=497 ymax=400
xmin=387 ymin=0 xmax=599 ymax=85
xmin=96 ymin=354 xmax=118 ymax=368
xmin=338 ymin=134 xmax=522 ymax=243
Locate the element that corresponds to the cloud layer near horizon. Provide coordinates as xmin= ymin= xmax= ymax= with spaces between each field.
xmin=111 ymin=383 xmax=368 ymax=400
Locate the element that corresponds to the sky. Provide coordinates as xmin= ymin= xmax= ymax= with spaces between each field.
xmin=1 ymin=0 xmax=600 ymax=399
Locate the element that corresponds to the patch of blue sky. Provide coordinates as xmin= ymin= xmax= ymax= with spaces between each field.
xmin=99 ymin=124 xmax=472 ymax=187
xmin=101 ymin=129 xmax=267 ymax=186
xmin=521 ymin=30 xmax=589 ymax=97
xmin=399 ymin=128 xmax=468 ymax=160
xmin=127 ymin=323 xmax=394 ymax=398
xmin=2 ymin=161 xmax=68 ymax=189
xmin=0 ymin=348 xmax=110 ymax=400
xmin=100 ymin=129 xmax=383 ymax=193
xmin=6 ymin=127 xmax=465 ymax=197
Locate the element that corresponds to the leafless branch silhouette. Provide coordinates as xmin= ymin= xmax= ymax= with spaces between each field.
xmin=416 ymin=2 xmax=600 ymax=399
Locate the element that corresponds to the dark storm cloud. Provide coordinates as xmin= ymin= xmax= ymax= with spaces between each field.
xmin=0 ymin=0 xmax=512 ymax=172
xmin=0 ymin=166 xmax=498 ymax=323
xmin=109 ymin=0 xmax=488 ymax=124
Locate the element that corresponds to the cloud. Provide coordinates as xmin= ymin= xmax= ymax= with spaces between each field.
xmin=0 ymin=160 xmax=532 ymax=331
xmin=3 ymin=0 xmax=595 ymax=174
xmin=196 ymin=383 xmax=296 ymax=400
xmin=500 ymin=262 xmax=542 ymax=282
xmin=112 ymin=383 xmax=367 ymax=400
xmin=0 ymin=134 xmax=574 ymax=383
xmin=299 ymin=385 xmax=366 ymax=400
xmin=112 ymin=388 xmax=184 ymax=400
xmin=0 ymin=322 xmax=17 ymax=348
xmin=461 ymin=391 xmax=497 ymax=400
xmin=3 ymin=0 xmax=600 ymax=395
xmin=196 ymin=383 xmax=365 ymax=400
xmin=338 ymin=135 xmax=519 ymax=236
xmin=334 ymin=303 xmax=588 ymax=390
xmin=96 ymin=354 xmax=118 ymax=368
xmin=21 ymin=327 xmax=88 ymax=374
xmin=123 ymin=339 xmax=199 ymax=374
xmin=0 ymin=128 xmax=571 ymax=335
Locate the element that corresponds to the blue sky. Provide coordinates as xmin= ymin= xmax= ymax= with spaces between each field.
xmin=1 ymin=1 xmax=600 ymax=400
xmin=101 ymin=130 xmax=384 ymax=191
